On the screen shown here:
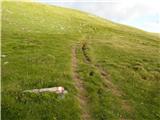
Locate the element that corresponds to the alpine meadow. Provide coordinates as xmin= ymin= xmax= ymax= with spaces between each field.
xmin=1 ymin=1 xmax=160 ymax=120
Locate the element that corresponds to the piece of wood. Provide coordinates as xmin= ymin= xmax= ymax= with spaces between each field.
xmin=23 ymin=86 xmax=67 ymax=94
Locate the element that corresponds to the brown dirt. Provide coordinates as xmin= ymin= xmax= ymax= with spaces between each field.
xmin=73 ymin=42 xmax=133 ymax=119
xmin=80 ymin=42 xmax=133 ymax=113
xmin=96 ymin=66 xmax=133 ymax=113
xmin=71 ymin=46 xmax=92 ymax=120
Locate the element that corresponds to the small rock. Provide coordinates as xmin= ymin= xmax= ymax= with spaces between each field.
xmin=1 ymin=55 xmax=6 ymax=58
xmin=4 ymin=62 xmax=8 ymax=65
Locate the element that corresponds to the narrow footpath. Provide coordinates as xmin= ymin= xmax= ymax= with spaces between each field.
xmin=71 ymin=46 xmax=92 ymax=120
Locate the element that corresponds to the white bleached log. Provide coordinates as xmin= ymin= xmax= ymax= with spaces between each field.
xmin=23 ymin=86 xmax=67 ymax=94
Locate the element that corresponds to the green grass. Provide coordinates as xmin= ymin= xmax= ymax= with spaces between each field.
xmin=1 ymin=1 xmax=160 ymax=120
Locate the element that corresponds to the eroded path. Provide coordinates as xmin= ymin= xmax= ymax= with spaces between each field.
xmin=81 ymin=42 xmax=133 ymax=114
xmin=95 ymin=65 xmax=133 ymax=113
xmin=71 ymin=46 xmax=92 ymax=120
xmin=72 ymin=42 xmax=133 ymax=120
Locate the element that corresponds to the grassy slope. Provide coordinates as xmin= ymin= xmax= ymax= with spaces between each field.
xmin=2 ymin=1 xmax=160 ymax=120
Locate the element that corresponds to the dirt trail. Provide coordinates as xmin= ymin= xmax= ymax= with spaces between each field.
xmin=97 ymin=66 xmax=124 ymax=97
xmin=96 ymin=66 xmax=132 ymax=112
xmin=71 ymin=46 xmax=92 ymax=120
xmin=81 ymin=42 xmax=132 ymax=113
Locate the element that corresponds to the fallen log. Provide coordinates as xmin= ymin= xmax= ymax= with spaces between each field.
xmin=23 ymin=86 xmax=67 ymax=94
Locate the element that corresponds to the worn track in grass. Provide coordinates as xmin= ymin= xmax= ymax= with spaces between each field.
xmin=71 ymin=46 xmax=92 ymax=120
xmin=81 ymin=42 xmax=133 ymax=114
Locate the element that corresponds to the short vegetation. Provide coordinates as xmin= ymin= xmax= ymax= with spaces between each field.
xmin=1 ymin=1 xmax=160 ymax=120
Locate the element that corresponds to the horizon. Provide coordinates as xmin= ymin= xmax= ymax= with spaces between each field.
xmin=37 ymin=0 xmax=160 ymax=33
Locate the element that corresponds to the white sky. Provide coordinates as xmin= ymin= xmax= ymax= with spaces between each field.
xmin=38 ymin=0 xmax=160 ymax=32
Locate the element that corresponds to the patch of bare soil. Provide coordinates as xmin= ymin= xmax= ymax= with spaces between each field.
xmin=81 ymin=42 xmax=133 ymax=114
xmin=95 ymin=65 xmax=133 ymax=113
xmin=71 ymin=46 xmax=92 ymax=120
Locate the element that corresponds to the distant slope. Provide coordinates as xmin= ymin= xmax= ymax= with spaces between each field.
xmin=2 ymin=1 xmax=160 ymax=120
xmin=152 ymin=33 xmax=160 ymax=38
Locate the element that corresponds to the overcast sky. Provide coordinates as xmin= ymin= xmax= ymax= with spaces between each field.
xmin=37 ymin=0 xmax=160 ymax=32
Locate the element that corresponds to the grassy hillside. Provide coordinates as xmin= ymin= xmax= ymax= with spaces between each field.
xmin=1 ymin=1 xmax=160 ymax=120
